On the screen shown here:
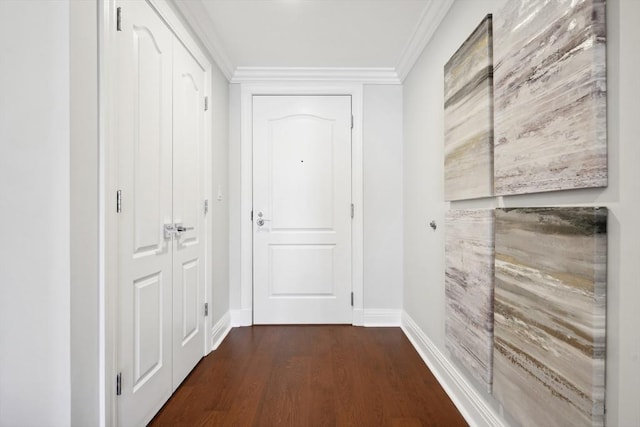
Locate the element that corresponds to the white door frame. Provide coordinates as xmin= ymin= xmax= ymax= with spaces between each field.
xmin=238 ymin=83 xmax=365 ymax=326
xmin=100 ymin=0 xmax=213 ymax=425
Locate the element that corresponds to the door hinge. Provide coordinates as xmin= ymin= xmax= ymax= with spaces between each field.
xmin=116 ymin=372 xmax=122 ymax=396
xmin=351 ymin=292 xmax=354 ymax=307
xmin=204 ymin=96 xmax=209 ymax=111
xmin=116 ymin=190 xmax=122 ymax=213
xmin=204 ymin=302 xmax=209 ymax=317
xmin=250 ymin=210 xmax=253 ymax=221
xmin=204 ymin=199 xmax=209 ymax=215
xmin=350 ymin=203 xmax=354 ymax=219
xmin=116 ymin=7 xmax=122 ymax=32
xmin=351 ymin=114 xmax=354 ymax=129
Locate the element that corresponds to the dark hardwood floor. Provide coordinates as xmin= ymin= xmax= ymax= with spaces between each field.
xmin=149 ymin=326 xmax=468 ymax=426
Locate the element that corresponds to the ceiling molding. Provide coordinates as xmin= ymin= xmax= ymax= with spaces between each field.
xmin=231 ymin=67 xmax=402 ymax=84
xmin=172 ymin=0 xmax=453 ymax=84
xmin=172 ymin=0 xmax=235 ymax=80
xmin=395 ymin=0 xmax=455 ymax=82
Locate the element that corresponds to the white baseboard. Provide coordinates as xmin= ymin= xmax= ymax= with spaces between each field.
xmin=228 ymin=308 xmax=397 ymax=327
xmin=363 ymin=309 xmax=402 ymax=327
xmin=230 ymin=309 xmax=252 ymax=326
xmin=400 ymin=311 xmax=505 ymax=427
xmin=210 ymin=311 xmax=231 ymax=351
xmin=352 ymin=308 xmax=364 ymax=326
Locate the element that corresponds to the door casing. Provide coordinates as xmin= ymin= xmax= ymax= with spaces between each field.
xmin=237 ymin=83 xmax=365 ymax=326
xmin=100 ymin=0 xmax=213 ymax=425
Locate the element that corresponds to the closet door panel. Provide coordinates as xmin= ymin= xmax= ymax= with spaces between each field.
xmin=116 ymin=1 xmax=173 ymax=426
xmin=171 ymin=39 xmax=206 ymax=390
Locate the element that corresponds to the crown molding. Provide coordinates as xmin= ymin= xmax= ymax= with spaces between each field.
xmin=395 ymin=0 xmax=455 ymax=81
xmin=231 ymin=67 xmax=401 ymax=84
xmin=171 ymin=0 xmax=235 ymax=80
xmin=172 ymin=0 xmax=453 ymax=84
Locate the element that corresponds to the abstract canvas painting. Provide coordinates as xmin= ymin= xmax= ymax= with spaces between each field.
xmin=445 ymin=209 xmax=494 ymax=391
xmin=444 ymin=15 xmax=493 ymax=201
xmin=493 ymin=207 xmax=607 ymax=427
xmin=494 ymin=0 xmax=607 ymax=196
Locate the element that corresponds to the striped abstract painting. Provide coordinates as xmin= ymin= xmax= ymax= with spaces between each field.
xmin=493 ymin=0 xmax=607 ymax=196
xmin=444 ymin=15 xmax=493 ymax=201
xmin=445 ymin=209 xmax=494 ymax=392
xmin=493 ymin=207 xmax=607 ymax=427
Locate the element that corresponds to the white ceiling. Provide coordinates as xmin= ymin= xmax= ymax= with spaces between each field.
xmin=175 ymin=0 xmax=454 ymax=81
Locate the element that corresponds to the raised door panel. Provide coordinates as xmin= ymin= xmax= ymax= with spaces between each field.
xmin=131 ymin=25 xmax=168 ymax=256
xmin=173 ymin=58 xmax=201 ymax=247
xmin=269 ymin=116 xmax=335 ymax=231
xmin=179 ymin=259 xmax=200 ymax=344
xmin=269 ymin=244 xmax=336 ymax=296
xmin=133 ymin=273 xmax=164 ymax=391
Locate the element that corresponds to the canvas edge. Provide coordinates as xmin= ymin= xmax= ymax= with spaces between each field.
xmin=445 ymin=209 xmax=495 ymax=392
xmin=444 ymin=14 xmax=495 ymax=202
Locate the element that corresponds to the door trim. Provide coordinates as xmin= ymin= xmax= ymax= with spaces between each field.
xmin=238 ymin=84 xmax=365 ymax=326
xmin=100 ymin=0 xmax=213 ymax=425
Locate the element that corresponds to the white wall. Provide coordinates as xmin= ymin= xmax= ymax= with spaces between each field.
xmin=210 ymin=65 xmax=231 ymax=325
xmin=363 ymin=85 xmax=403 ymax=313
xmin=70 ymin=1 xmax=100 ymax=425
xmin=228 ymin=84 xmax=242 ymax=317
xmin=0 ymin=1 xmax=71 ymax=425
xmin=402 ymin=0 xmax=640 ymax=425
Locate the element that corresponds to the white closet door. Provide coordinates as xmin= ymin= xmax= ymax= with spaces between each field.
xmin=171 ymin=39 xmax=206 ymax=389
xmin=252 ymin=96 xmax=353 ymax=324
xmin=116 ymin=1 xmax=173 ymax=425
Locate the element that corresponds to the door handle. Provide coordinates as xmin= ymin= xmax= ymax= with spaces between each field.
xmin=164 ymin=223 xmax=194 ymax=239
xmin=175 ymin=223 xmax=194 ymax=234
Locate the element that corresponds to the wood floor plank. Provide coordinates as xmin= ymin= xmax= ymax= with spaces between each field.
xmin=149 ymin=326 xmax=468 ymax=427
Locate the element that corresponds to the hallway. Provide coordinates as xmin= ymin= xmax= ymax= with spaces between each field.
xmin=150 ymin=326 xmax=467 ymax=426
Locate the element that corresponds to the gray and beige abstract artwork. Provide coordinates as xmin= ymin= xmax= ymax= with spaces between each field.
xmin=444 ymin=15 xmax=493 ymax=201
xmin=445 ymin=210 xmax=494 ymax=392
xmin=494 ymin=0 xmax=607 ymax=195
xmin=493 ymin=207 xmax=607 ymax=427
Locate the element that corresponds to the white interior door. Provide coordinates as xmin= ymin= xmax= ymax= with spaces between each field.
xmin=171 ymin=40 xmax=205 ymax=389
xmin=116 ymin=1 xmax=173 ymax=425
xmin=253 ymin=96 xmax=353 ymax=324
xmin=116 ymin=1 xmax=206 ymax=425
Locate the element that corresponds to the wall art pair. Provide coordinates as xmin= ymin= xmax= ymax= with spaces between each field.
xmin=444 ymin=207 xmax=607 ymax=427
xmin=444 ymin=0 xmax=607 ymax=201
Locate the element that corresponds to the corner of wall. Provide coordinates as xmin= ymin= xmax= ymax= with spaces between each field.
xmin=210 ymin=311 xmax=232 ymax=351
xmin=230 ymin=309 xmax=253 ymax=327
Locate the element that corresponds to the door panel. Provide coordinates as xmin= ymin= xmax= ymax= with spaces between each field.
xmin=133 ymin=273 xmax=163 ymax=390
xmin=171 ymin=39 xmax=205 ymax=389
xmin=117 ymin=1 xmax=173 ymax=425
xmin=179 ymin=260 xmax=199 ymax=343
xmin=270 ymin=116 xmax=335 ymax=230
xmin=132 ymin=26 xmax=166 ymax=256
xmin=253 ymin=96 xmax=352 ymax=324
xmin=269 ymin=244 xmax=336 ymax=296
